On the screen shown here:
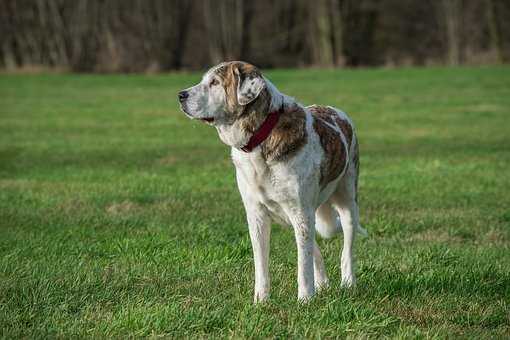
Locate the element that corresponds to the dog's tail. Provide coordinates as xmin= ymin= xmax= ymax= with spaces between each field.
xmin=316 ymin=204 xmax=368 ymax=238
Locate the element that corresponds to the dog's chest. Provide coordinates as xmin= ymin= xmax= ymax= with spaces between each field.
xmin=233 ymin=152 xmax=293 ymax=225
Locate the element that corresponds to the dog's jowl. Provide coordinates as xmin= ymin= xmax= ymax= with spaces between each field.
xmin=178 ymin=61 xmax=367 ymax=302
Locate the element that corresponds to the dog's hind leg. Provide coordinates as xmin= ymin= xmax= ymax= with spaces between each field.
xmin=312 ymin=203 xmax=337 ymax=290
xmin=313 ymin=239 xmax=329 ymax=290
xmin=330 ymin=169 xmax=365 ymax=287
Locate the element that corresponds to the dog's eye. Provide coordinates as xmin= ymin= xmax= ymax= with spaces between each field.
xmin=210 ymin=79 xmax=219 ymax=87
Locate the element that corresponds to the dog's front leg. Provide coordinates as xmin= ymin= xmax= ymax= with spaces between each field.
xmin=289 ymin=211 xmax=316 ymax=301
xmin=247 ymin=210 xmax=271 ymax=303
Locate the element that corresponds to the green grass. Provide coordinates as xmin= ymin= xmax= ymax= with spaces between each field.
xmin=1 ymin=66 xmax=509 ymax=338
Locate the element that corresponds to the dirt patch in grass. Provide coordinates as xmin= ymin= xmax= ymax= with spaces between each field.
xmin=409 ymin=227 xmax=509 ymax=246
xmin=57 ymin=198 xmax=90 ymax=214
xmin=157 ymin=155 xmax=180 ymax=165
xmin=481 ymin=228 xmax=509 ymax=246
xmin=410 ymin=229 xmax=465 ymax=243
xmin=105 ymin=200 xmax=143 ymax=216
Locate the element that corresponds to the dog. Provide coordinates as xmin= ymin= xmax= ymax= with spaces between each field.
xmin=178 ymin=61 xmax=366 ymax=302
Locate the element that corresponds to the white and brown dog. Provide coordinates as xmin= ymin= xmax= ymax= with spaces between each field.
xmin=178 ymin=61 xmax=367 ymax=302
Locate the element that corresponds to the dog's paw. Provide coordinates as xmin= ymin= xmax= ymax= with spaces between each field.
xmin=253 ymin=290 xmax=270 ymax=304
xmin=341 ymin=275 xmax=356 ymax=288
xmin=315 ymin=278 xmax=330 ymax=292
xmin=297 ymin=287 xmax=316 ymax=302
xmin=297 ymin=294 xmax=315 ymax=303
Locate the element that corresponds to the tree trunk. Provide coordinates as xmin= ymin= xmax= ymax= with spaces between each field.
xmin=329 ymin=0 xmax=343 ymax=66
xmin=308 ymin=0 xmax=334 ymax=66
xmin=442 ymin=0 xmax=462 ymax=65
xmin=171 ymin=0 xmax=192 ymax=69
xmin=240 ymin=1 xmax=254 ymax=61
xmin=486 ymin=0 xmax=503 ymax=63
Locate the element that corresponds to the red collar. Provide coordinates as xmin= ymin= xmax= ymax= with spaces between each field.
xmin=241 ymin=105 xmax=284 ymax=152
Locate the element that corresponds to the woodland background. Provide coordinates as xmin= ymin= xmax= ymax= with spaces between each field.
xmin=1 ymin=0 xmax=509 ymax=73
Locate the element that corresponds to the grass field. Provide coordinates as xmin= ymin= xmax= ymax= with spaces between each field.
xmin=1 ymin=66 xmax=509 ymax=338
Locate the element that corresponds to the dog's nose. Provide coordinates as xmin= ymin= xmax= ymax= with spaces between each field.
xmin=178 ymin=90 xmax=189 ymax=102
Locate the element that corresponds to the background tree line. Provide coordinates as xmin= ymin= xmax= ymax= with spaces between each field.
xmin=1 ymin=0 xmax=509 ymax=72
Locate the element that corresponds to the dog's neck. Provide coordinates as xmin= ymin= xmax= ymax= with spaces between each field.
xmin=215 ymin=78 xmax=290 ymax=150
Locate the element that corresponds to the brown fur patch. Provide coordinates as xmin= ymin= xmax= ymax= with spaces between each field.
xmin=334 ymin=116 xmax=353 ymax=148
xmin=261 ymin=103 xmax=307 ymax=161
xmin=309 ymin=105 xmax=349 ymax=188
xmin=238 ymin=87 xmax=272 ymax=133
xmin=214 ymin=64 xmax=239 ymax=115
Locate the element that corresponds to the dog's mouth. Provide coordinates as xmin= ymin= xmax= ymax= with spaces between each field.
xmin=180 ymin=104 xmax=215 ymax=124
xmin=184 ymin=113 xmax=215 ymax=124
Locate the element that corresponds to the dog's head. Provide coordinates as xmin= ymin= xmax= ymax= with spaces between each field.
xmin=178 ymin=61 xmax=266 ymax=124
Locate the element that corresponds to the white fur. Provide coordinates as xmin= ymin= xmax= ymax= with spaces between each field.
xmin=180 ymin=64 xmax=366 ymax=302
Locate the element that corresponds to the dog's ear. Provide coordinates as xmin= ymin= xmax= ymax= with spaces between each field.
xmin=234 ymin=64 xmax=265 ymax=105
